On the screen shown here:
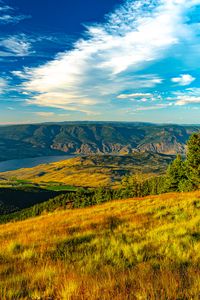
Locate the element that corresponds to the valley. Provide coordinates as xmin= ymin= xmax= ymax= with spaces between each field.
xmin=1 ymin=0 xmax=200 ymax=298
xmin=0 ymin=122 xmax=199 ymax=161
xmin=0 ymin=152 xmax=174 ymax=188
xmin=0 ymin=126 xmax=199 ymax=300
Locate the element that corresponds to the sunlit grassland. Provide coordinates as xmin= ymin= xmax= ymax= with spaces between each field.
xmin=0 ymin=154 xmax=172 ymax=188
xmin=0 ymin=191 xmax=200 ymax=299
xmin=0 ymin=157 xmax=112 ymax=187
xmin=0 ymin=178 xmax=78 ymax=192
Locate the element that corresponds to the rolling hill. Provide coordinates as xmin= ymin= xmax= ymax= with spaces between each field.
xmin=0 ymin=191 xmax=199 ymax=299
xmin=0 ymin=122 xmax=199 ymax=161
xmin=1 ymin=152 xmax=174 ymax=187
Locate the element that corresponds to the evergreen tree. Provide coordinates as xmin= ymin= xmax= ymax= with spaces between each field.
xmin=186 ymin=132 xmax=200 ymax=189
xmin=166 ymin=154 xmax=187 ymax=191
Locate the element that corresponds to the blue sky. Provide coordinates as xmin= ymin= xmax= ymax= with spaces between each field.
xmin=0 ymin=0 xmax=200 ymax=124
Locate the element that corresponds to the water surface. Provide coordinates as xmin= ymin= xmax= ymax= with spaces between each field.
xmin=0 ymin=155 xmax=76 ymax=172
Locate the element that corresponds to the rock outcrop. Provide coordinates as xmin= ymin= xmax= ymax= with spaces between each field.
xmin=0 ymin=122 xmax=199 ymax=160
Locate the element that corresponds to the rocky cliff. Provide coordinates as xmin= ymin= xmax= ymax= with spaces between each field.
xmin=0 ymin=122 xmax=199 ymax=160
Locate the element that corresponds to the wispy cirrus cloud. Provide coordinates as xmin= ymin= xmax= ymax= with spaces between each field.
xmin=0 ymin=33 xmax=71 ymax=59
xmin=12 ymin=0 xmax=200 ymax=114
xmin=117 ymin=93 xmax=153 ymax=99
xmin=0 ymin=1 xmax=30 ymax=24
xmin=0 ymin=14 xmax=30 ymax=24
xmin=172 ymin=88 xmax=200 ymax=105
xmin=0 ymin=4 xmax=12 ymax=12
xmin=135 ymin=103 xmax=173 ymax=111
xmin=0 ymin=34 xmax=33 ymax=57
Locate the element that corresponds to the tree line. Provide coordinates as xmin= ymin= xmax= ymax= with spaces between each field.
xmin=0 ymin=133 xmax=199 ymax=224
xmin=120 ymin=132 xmax=200 ymax=195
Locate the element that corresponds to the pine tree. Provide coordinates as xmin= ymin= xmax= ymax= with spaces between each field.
xmin=166 ymin=154 xmax=187 ymax=191
xmin=186 ymin=132 xmax=200 ymax=189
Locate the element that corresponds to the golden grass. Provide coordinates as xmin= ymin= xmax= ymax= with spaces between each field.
xmin=0 ymin=157 xmax=112 ymax=187
xmin=0 ymin=191 xmax=200 ymax=299
xmin=0 ymin=155 xmax=166 ymax=188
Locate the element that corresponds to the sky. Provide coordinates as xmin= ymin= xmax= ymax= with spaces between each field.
xmin=0 ymin=0 xmax=200 ymax=124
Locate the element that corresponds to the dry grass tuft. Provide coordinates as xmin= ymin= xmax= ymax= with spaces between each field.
xmin=0 ymin=191 xmax=199 ymax=299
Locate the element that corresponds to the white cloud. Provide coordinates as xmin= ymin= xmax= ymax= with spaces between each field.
xmin=0 ymin=2 xmax=30 ymax=24
xmin=1 ymin=34 xmax=70 ymax=59
xmin=141 ymin=98 xmax=148 ymax=102
xmin=12 ymin=0 xmax=200 ymax=113
xmin=0 ymin=14 xmax=30 ymax=24
xmin=0 ymin=35 xmax=33 ymax=57
xmin=27 ymin=92 xmax=98 ymax=115
xmin=117 ymin=93 xmax=153 ymax=99
xmin=0 ymin=5 xmax=12 ymax=12
xmin=171 ymin=74 xmax=196 ymax=86
xmin=176 ymin=96 xmax=200 ymax=105
xmin=170 ymin=88 xmax=200 ymax=105
xmin=135 ymin=103 xmax=173 ymax=111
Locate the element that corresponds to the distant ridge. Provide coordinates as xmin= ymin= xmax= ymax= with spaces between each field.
xmin=0 ymin=122 xmax=199 ymax=161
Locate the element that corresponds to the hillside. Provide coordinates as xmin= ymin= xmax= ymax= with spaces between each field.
xmin=0 ymin=191 xmax=199 ymax=299
xmin=0 ymin=185 xmax=76 ymax=216
xmin=1 ymin=153 xmax=174 ymax=187
xmin=0 ymin=122 xmax=199 ymax=161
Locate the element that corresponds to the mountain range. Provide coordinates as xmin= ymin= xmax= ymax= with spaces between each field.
xmin=0 ymin=122 xmax=199 ymax=161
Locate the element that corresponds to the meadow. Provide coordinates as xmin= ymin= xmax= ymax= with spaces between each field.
xmin=0 ymin=153 xmax=173 ymax=188
xmin=0 ymin=191 xmax=199 ymax=299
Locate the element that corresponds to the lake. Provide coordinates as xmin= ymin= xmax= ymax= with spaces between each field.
xmin=0 ymin=155 xmax=76 ymax=172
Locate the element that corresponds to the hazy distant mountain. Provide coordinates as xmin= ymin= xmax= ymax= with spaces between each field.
xmin=0 ymin=122 xmax=199 ymax=161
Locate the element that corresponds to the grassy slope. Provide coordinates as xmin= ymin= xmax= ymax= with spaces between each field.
xmin=0 ymin=157 xmax=110 ymax=187
xmin=0 ymin=153 xmax=173 ymax=188
xmin=0 ymin=186 xmax=77 ymax=216
xmin=0 ymin=191 xmax=199 ymax=299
